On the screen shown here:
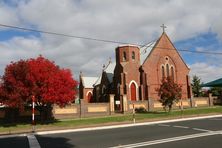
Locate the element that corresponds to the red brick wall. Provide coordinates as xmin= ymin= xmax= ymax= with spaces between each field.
xmin=114 ymin=45 xmax=141 ymax=101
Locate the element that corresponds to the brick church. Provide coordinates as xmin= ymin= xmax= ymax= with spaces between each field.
xmin=79 ymin=30 xmax=192 ymax=105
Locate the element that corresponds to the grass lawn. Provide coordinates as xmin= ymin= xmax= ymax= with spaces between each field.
xmin=0 ymin=106 xmax=222 ymax=135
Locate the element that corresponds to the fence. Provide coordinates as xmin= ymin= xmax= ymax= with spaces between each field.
xmin=0 ymin=93 xmax=217 ymax=120
xmin=125 ymin=94 xmax=214 ymax=112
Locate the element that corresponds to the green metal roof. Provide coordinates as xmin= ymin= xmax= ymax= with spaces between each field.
xmin=202 ymin=78 xmax=222 ymax=87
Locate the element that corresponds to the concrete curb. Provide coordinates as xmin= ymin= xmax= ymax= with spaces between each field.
xmin=0 ymin=133 xmax=27 ymax=139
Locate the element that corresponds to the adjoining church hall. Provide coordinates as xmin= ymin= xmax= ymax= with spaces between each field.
xmin=79 ymin=28 xmax=197 ymax=112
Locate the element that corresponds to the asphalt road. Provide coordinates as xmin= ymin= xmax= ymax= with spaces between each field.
xmin=1 ymin=116 xmax=222 ymax=148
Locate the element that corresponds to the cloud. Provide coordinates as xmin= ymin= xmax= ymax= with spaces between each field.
xmin=0 ymin=1 xmax=20 ymax=28
xmin=0 ymin=0 xmax=222 ymax=81
xmin=189 ymin=62 xmax=222 ymax=83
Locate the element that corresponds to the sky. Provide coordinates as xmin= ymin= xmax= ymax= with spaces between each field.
xmin=0 ymin=0 xmax=222 ymax=83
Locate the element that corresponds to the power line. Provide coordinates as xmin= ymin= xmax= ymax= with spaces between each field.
xmin=155 ymin=46 xmax=222 ymax=55
xmin=178 ymin=49 xmax=222 ymax=55
xmin=0 ymin=23 xmax=222 ymax=55
xmin=0 ymin=23 xmax=140 ymax=45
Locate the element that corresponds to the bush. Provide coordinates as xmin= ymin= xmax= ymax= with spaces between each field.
xmin=135 ymin=107 xmax=147 ymax=113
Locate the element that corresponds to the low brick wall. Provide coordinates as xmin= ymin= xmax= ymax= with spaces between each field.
xmin=52 ymin=102 xmax=110 ymax=119
xmin=153 ymin=100 xmax=163 ymax=110
xmin=80 ymin=103 xmax=110 ymax=117
xmin=151 ymin=98 xmax=210 ymax=111
xmin=53 ymin=104 xmax=80 ymax=119
xmin=193 ymin=97 xmax=210 ymax=107
xmin=125 ymin=97 xmax=210 ymax=112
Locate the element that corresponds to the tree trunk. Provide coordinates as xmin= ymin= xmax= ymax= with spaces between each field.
xmin=168 ymin=104 xmax=172 ymax=112
xmin=37 ymin=104 xmax=54 ymax=123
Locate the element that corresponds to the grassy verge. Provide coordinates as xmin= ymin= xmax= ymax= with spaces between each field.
xmin=0 ymin=106 xmax=222 ymax=135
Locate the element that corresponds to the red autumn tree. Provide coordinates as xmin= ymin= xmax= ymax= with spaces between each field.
xmin=156 ymin=77 xmax=182 ymax=112
xmin=0 ymin=60 xmax=30 ymax=109
xmin=0 ymin=56 xmax=78 ymax=121
xmin=0 ymin=60 xmax=30 ymax=122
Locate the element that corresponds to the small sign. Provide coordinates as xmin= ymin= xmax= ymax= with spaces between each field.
xmin=115 ymin=100 xmax=120 ymax=105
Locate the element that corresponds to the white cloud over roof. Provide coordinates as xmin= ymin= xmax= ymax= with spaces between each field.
xmin=93 ymin=76 xmax=101 ymax=86
xmin=104 ymin=62 xmax=116 ymax=74
xmin=140 ymin=42 xmax=156 ymax=65
xmin=81 ymin=76 xmax=98 ymax=88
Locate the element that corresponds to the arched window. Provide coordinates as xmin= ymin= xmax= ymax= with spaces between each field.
xmin=161 ymin=65 xmax=165 ymax=79
xmin=171 ymin=66 xmax=174 ymax=80
xmin=166 ymin=64 xmax=170 ymax=77
xmin=132 ymin=51 xmax=135 ymax=60
xmin=87 ymin=91 xmax=93 ymax=103
xmin=123 ymin=51 xmax=127 ymax=61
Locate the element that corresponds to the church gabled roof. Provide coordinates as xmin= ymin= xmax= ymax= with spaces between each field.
xmin=103 ymin=61 xmax=116 ymax=83
xmin=157 ymin=32 xmax=189 ymax=69
xmin=81 ymin=76 xmax=98 ymax=88
xmin=140 ymin=32 xmax=189 ymax=69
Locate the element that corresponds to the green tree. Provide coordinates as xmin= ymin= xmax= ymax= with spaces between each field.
xmin=191 ymin=75 xmax=202 ymax=97
xmin=209 ymin=87 xmax=222 ymax=96
xmin=157 ymin=77 xmax=182 ymax=112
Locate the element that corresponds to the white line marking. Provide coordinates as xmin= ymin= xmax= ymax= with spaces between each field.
xmin=36 ymin=114 xmax=222 ymax=135
xmin=109 ymin=131 xmax=222 ymax=148
xmin=27 ymin=134 xmax=41 ymax=148
xmin=158 ymin=124 xmax=170 ymax=127
xmin=192 ymin=128 xmax=212 ymax=132
xmin=173 ymin=125 xmax=189 ymax=129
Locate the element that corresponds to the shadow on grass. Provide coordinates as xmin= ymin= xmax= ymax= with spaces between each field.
xmin=0 ymin=117 xmax=61 ymax=128
xmin=135 ymin=107 xmax=168 ymax=115
xmin=146 ymin=111 xmax=167 ymax=114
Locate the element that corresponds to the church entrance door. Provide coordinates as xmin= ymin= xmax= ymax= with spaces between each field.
xmin=130 ymin=83 xmax=136 ymax=101
xmin=87 ymin=92 xmax=92 ymax=103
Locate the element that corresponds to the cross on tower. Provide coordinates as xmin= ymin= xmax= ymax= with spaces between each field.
xmin=160 ymin=24 xmax=167 ymax=33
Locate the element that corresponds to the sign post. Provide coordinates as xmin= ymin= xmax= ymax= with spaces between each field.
xmin=180 ymin=98 xmax=184 ymax=117
xmin=133 ymin=104 xmax=135 ymax=124
xmin=32 ymin=95 xmax=35 ymax=132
